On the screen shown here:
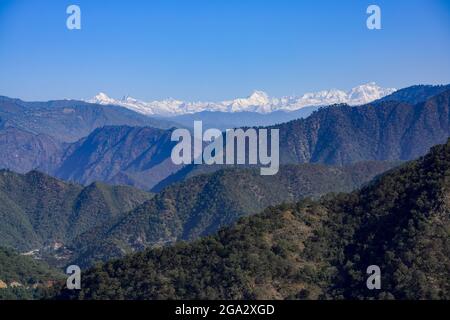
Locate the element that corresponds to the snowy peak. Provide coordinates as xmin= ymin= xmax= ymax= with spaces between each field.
xmin=227 ymin=90 xmax=272 ymax=112
xmin=348 ymin=82 xmax=396 ymax=105
xmin=247 ymin=90 xmax=270 ymax=104
xmin=87 ymin=83 xmax=396 ymax=116
xmin=91 ymin=92 xmax=116 ymax=105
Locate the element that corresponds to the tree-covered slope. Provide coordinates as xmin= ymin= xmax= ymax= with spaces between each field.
xmin=276 ymin=89 xmax=450 ymax=165
xmin=0 ymin=247 xmax=63 ymax=299
xmin=69 ymin=161 xmax=397 ymax=267
xmin=54 ymin=126 xmax=182 ymax=191
xmin=0 ymin=126 xmax=64 ymax=174
xmin=0 ymin=96 xmax=176 ymax=143
xmin=0 ymin=170 xmax=153 ymax=254
xmin=1 ymin=86 xmax=448 ymax=191
xmin=377 ymin=84 xmax=450 ymax=105
xmin=56 ymin=139 xmax=450 ymax=300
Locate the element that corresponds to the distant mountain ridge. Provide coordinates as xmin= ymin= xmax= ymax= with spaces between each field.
xmin=167 ymin=106 xmax=319 ymax=131
xmin=0 ymin=127 xmax=63 ymax=174
xmin=0 ymin=96 xmax=177 ymax=142
xmin=276 ymin=88 xmax=450 ymax=165
xmin=69 ymin=161 xmax=398 ymax=267
xmin=377 ymin=84 xmax=450 ymax=105
xmin=156 ymin=86 xmax=450 ymax=188
xmin=88 ymin=82 xmax=396 ymax=116
xmin=0 ymin=160 xmax=397 ymax=269
xmin=55 ymin=138 xmax=450 ymax=300
xmin=0 ymin=84 xmax=448 ymax=191
xmin=55 ymin=126 xmax=182 ymax=190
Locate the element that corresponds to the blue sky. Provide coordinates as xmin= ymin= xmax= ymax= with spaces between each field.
xmin=0 ymin=0 xmax=449 ymax=101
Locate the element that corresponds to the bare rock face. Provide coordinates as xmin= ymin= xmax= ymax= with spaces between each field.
xmin=8 ymin=281 xmax=23 ymax=288
xmin=0 ymin=280 xmax=7 ymax=289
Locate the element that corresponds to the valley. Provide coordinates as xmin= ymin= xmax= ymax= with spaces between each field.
xmin=0 ymin=84 xmax=449 ymax=300
xmin=1 ymin=85 xmax=449 ymax=190
xmin=55 ymin=138 xmax=450 ymax=300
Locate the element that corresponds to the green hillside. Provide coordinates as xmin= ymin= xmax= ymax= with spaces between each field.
xmin=68 ymin=161 xmax=396 ymax=267
xmin=0 ymin=247 xmax=63 ymax=299
xmin=0 ymin=170 xmax=153 ymax=258
xmin=56 ymin=139 xmax=450 ymax=300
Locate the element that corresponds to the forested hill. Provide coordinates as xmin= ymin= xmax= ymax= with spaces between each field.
xmin=0 ymin=85 xmax=449 ymax=192
xmin=68 ymin=161 xmax=397 ymax=268
xmin=0 ymin=96 xmax=176 ymax=142
xmin=0 ymin=247 xmax=63 ymax=299
xmin=0 ymin=170 xmax=153 ymax=254
xmin=276 ymin=89 xmax=450 ymax=165
xmin=55 ymin=139 xmax=450 ymax=300
xmin=377 ymin=84 xmax=450 ymax=105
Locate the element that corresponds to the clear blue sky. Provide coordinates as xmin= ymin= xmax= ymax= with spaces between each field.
xmin=0 ymin=0 xmax=449 ymax=101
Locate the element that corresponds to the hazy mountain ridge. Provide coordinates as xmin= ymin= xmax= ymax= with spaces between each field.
xmin=167 ymin=106 xmax=319 ymax=131
xmin=276 ymin=88 xmax=450 ymax=165
xmin=0 ymin=84 xmax=448 ymax=300
xmin=0 ymin=127 xmax=64 ymax=174
xmin=0 ymin=125 xmax=183 ymax=190
xmin=55 ymin=139 xmax=450 ymax=300
xmin=54 ymin=126 xmax=182 ymax=191
xmin=0 ymin=96 xmax=177 ymax=143
xmin=155 ymin=86 xmax=450 ymax=188
xmin=0 ymin=85 xmax=448 ymax=191
xmin=68 ymin=161 xmax=398 ymax=268
xmin=377 ymin=84 xmax=450 ymax=105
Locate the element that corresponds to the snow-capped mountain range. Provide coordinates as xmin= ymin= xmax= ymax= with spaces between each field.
xmin=87 ymin=82 xmax=396 ymax=117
